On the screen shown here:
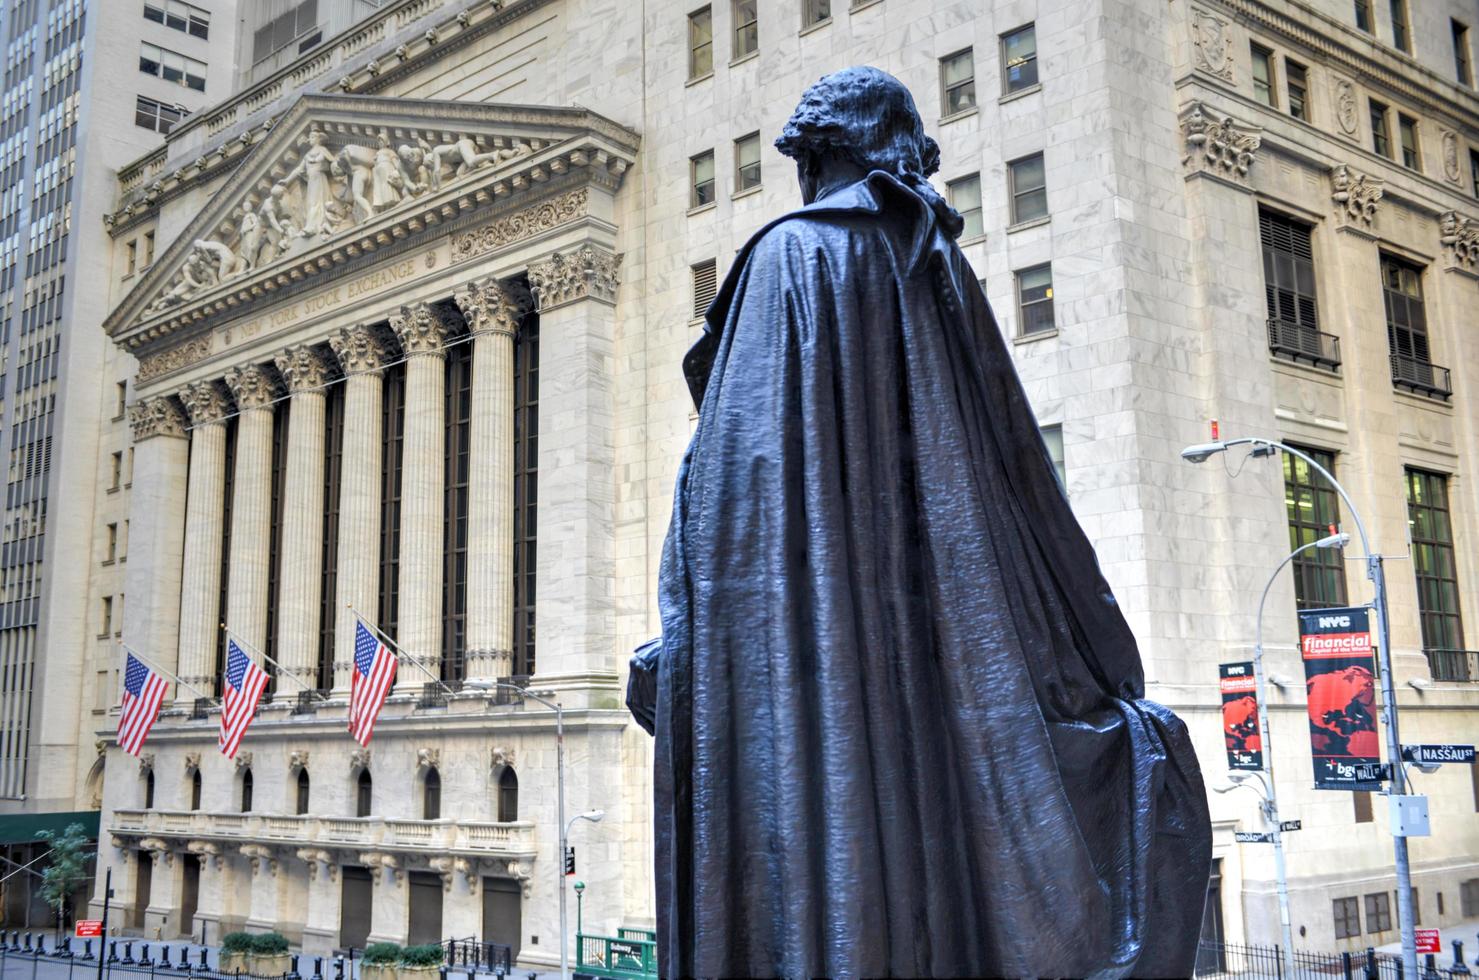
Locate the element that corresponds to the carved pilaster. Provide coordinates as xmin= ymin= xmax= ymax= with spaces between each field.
xmin=528 ymin=244 xmax=622 ymax=311
xmin=1190 ymin=8 xmax=1234 ymax=82
xmin=453 ymin=277 xmax=526 ymax=338
xmin=274 ymin=345 xmax=333 ymax=392
xmin=179 ymin=380 xmax=233 ymax=426
xmin=1330 ymin=164 xmax=1383 ymax=227
xmin=224 ymin=364 xmax=278 ymax=411
xmin=128 ymin=397 xmax=188 ymax=441
xmin=1180 ymin=102 xmax=1261 ymax=186
xmin=329 ymin=324 xmax=390 ymax=376
xmin=390 ymin=302 xmax=455 ymax=357
xmin=1439 ymin=211 xmax=1479 ymax=271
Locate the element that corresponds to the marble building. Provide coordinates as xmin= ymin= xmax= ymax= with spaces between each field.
xmin=64 ymin=0 xmax=1479 ymax=968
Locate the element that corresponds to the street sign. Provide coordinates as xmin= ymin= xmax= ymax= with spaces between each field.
xmin=1351 ymin=762 xmax=1390 ymax=783
xmin=564 ymin=845 xmax=576 ymax=876
xmin=74 ymin=920 xmax=102 ymax=938
xmin=1400 ymin=744 xmax=1476 ymax=765
xmin=1415 ymin=929 xmax=1440 ymax=955
xmin=1279 ymin=820 xmax=1302 ymax=832
xmin=1234 ymin=831 xmax=1273 ymax=843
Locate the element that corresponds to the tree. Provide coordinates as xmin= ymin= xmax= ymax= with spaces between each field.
xmin=35 ymin=823 xmax=91 ymax=938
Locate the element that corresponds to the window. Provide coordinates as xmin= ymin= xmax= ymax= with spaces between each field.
xmin=144 ymin=770 xmax=155 ymax=810
xmin=100 ymin=596 xmax=113 ymax=637
xmin=1009 ymin=153 xmax=1048 ymax=223
xmin=1389 ymin=0 xmax=1409 ymax=53
xmin=251 ymin=0 xmax=318 ymax=64
xmin=240 ymin=768 xmax=254 ymax=813
xmin=1438 ymin=891 xmax=1445 ymax=916
xmin=1251 ymin=44 xmax=1276 ymax=106
xmin=106 ymin=523 xmax=118 ymax=562
xmin=1333 ymin=897 xmax=1361 ymax=939
xmin=1365 ymin=892 xmax=1392 ymax=933
xmin=189 ymin=770 xmax=201 ymax=811
xmin=1409 ymin=889 xmax=1420 ymax=926
xmin=1016 ymin=265 xmax=1055 ymax=336
xmin=1398 ymin=114 xmax=1421 ymax=170
xmin=1382 ymin=254 xmax=1435 ymax=393
xmin=690 ymin=151 xmax=715 ymax=208
xmin=296 ymin=769 xmax=310 ymax=815
xmin=115 ymin=382 xmax=128 ymax=418
xmin=498 ymin=767 xmax=519 ymax=822
xmin=122 ymin=521 xmax=129 ymax=560
xmin=1472 ymin=149 xmax=1479 ymax=198
xmin=947 ymin=174 xmax=983 ymax=240
xmin=688 ymin=7 xmax=712 ymax=78
xmin=512 ymin=315 xmax=538 ymax=677
xmin=1474 ymin=761 xmax=1479 ymax=811
xmin=143 ymin=232 xmax=155 ymax=267
xmin=1041 ymin=425 xmax=1065 ymax=489
xmin=732 ymin=0 xmax=756 ymax=58
xmin=1284 ymin=449 xmax=1347 ymax=609
xmin=1406 ymin=469 xmax=1465 ymax=670
xmin=1369 ymin=100 xmax=1391 ymax=157
xmin=124 ymin=240 xmax=138 ymax=277
xmin=1286 ymin=60 xmax=1308 ymax=120
xmin=423 ymin=768 xmax=441 ymax=820
xmin=1465 ymin=879 xmax=1479 ymax=918
xmin=1456 ymin=21 xmax=1474 ymax=86
xmin=1353 ymin=790 xmax=1373 ymax=823
xmin=941 ymin=49 xmax=975 ymax=115
xmin=1259 ymin=209 xmax=1333 ymax=368
xmin=692 ymin=260 xmax=717 ymax=319
xmin=1354 ymin=0 xmax=1372 ymax=32
xmin=138 ymin=42 xmax=206 ymax=91
xmin=143 ymin=0 xmax=209 ymax=40
xmin=735 ymin=133 xmax=761 ymax=191
xmin=127 ymin=448 xmax=135 ymax=485
xmin=134 ymin=95 xmax=186 ymax=135
xmin=444 ymin=340 xmax=472 ymax=682
xmin=1001 ymin=24 xmax=1037 ymax=94
xmin=802 ymin=0 xmax=829 ymax=28
xmin=380 ymin=364 xmax=406 ymax=643
xmin=356 ymin=769 xmax=373 ymax=817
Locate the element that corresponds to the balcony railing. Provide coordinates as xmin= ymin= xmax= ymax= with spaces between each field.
xmin=109 ymin=809 xmax=536 ymax=855
xmin=292 ymin=691 xmax=319 ymax=715
xmin=190 ymin=698 xmax=214 ymax=720
xmin=1425 ymin=648 xmax=1477 ymax=682
xmin=1267 ymin=319 xmax=1341 ymax=371
xmin=1390 ymin=352 xmax=1452 ymax=401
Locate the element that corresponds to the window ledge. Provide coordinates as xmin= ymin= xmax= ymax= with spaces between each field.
xmin=939 ymin=106 xmax=979 ymax=125
xmin=799 ymin=18 xmax=831 ymax=37
xmin=111 ymin=413 xmax=125 ymax=423
xmin=96 ymin=633 xmax=110 ymax=641
xmin=850 ymin=0 xmax=883 ymax=10
xmin=1014 ymin=329 xmax=1058 ymax=345
xmin=999 ymin=83 xmax=1042 ymax=104
xmin=101 ymin=558 xmax=114 ymax=567
xmin=732 ymin=184 xmax=763 ymax=200
xmin=957 ymin=233 xmax=987 ymax=247
xmin=1007 ymin=216 xmax=1051 ymax=234
xmin=685 ymin=71 xmax=714 ymax=88
xmin=107 ymin=486 xmax=120 ymax=495
xmin=729 ymin=51 xmax=758 ymax=68
xmin=687 ymin=202 xmax=717 ymax=217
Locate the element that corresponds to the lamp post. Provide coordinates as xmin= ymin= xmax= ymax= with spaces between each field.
xmin=573 ymin=881 xmax=585 ymax=947
xmin=1183 ymin=436 xmax=1418 ymax=979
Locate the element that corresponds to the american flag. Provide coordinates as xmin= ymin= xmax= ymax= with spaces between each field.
xmin=218 ymin=638 xmax=269 ymax=758
xmin=349 ymin=620 xmax=397 ymax=745
xmin=118 ymin=652 xmax=168 ymax=756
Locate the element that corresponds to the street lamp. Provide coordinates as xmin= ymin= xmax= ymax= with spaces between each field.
xmin=573 ymin=881 xmax=586 ymax=948
xmin=1183 ymin=435 xmax=1418 ymax=979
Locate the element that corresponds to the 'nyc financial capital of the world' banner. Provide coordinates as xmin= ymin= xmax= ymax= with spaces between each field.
xmin=1298 ymin=606 xmax=1383 ymax=791
xmin=1219 ymin=662 xmax=1262 ymax=771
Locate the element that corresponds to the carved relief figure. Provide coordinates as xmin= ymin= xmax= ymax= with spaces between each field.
xmin=287 ymin=126 xmax=338 ymax=237
xmin=230 ymin=205 xmax=262 ymax=277
xmin=1334 ymin=79 xmax=1359 ymax=135
xmin=1191 ymin=9 xmax=1235 ymax=81
xmin=1442 ymin=131 xmax=1461 ymax=183
xmin=1330 ymin=163 xmax=1383 ymax=225
xmin=426 ymin=135 xmax=528 ymax=190
xmin=371 ymin=129 xmax=413 ymax=209
xmin=256 ymin=182 xmax=291 ymax=264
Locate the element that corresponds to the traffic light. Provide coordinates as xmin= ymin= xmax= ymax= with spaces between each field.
xmin=564 ymin=846 xmax=576 ymax=876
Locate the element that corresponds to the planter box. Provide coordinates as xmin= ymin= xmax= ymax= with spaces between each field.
xmin=219 ymin=951 xmax=250 ymax=975
xmin=250 ymin=952 xmax=292 ymax=976
xmin=360 ymin=964 xmax=399 ymax=980
xmin=398 ymin=965 xmax=443 ymax=980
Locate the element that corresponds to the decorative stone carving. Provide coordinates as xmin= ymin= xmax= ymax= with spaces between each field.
xmin=350 ymin=748 xmax=372 ymax=772
xmin=187 ymin=840 xmax=222 ymax=870
xmin=1332 ymin=78 xmax=1359 ymax=136
xmin=503 ymin=860 xmax=533 ymax=899
xmin=241 ymin=843 xmax=278 ymax=876
xmin=137 ymin=336 xmax=212 ymax=383
xmin=138 ymin=753 xmax=155 ymax=774
xmin=491 ymin=746 xmax=515 ymax=770
xmin=528 ymin=243 xmax=622 ymax=310
xmin=1180 ymin=102 xmax=1261 ymax=184
xmin=139 ymin=838 xmax=169 ymax=858
xmin=330 ymin=324 xmax=389 ymax=376
xmin=430 ymin=856 xmax=456 ymax=891
xmin=1441 ymin=131 xmax=1461 ymax=183
xmin=183 ymin=752 xmax=201 ymax=773
xmin=455 ymin=857 xmax=476 ymax=889
xmin=180 ymin=379 xmax=233 ymax=426
xmin=289 ymin=750 xmax=310 ymax=772
xmin=1190 ymin=9 xmax=1234 ymax=82
xmin=275 ymin=345 xmax=332 ymax=393
xmin=234 ymin=751 xmax=254 ymax=771
xmin=225 ymin=364 xmax=278 ymax=410
xmin=390 ymin=302 xmax=455 ymax=357
xmin=1439 ymin=211 xmax=1479 ymax=269
xmin=95 ymin=740 xmax=106 ymax=757
xmin=416 ymin=747 xmax=441 ymax=770
xmin=128 ymin=397 xmax=188 ymax=441
xmin=297 ymin=847 xmax=333 ymax=879
xmin=450 ymin=188 xmax=588 ymax=262
xmin=453 ymin=276 xmax=526 ymax=337
xmin=1330 ymin=164 xmax=1383 ymax=226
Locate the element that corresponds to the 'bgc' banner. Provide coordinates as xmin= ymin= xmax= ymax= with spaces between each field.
xmin=1298 ymin=606 xmax=1382 ymax=790
xmin=1219 ymin=662 xmax=1262 ymax=770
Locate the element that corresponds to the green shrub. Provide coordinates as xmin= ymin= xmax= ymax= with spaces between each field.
xmin=362 ymin=943 xmax=402 ymax=966
xmin=250 ymin=933 xmax=289 ymax=955
xmin=221 ymin=933 xmax=255 ymax=954
xmin=398 ymin=944 xmax=445 ymax=968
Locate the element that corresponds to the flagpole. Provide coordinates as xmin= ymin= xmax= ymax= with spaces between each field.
xmin=120 ymin=643 xmax=215 ymax=703
xmin=221 ymin=626 xmax=327 ymax=701
xmin=346 ymin=604 xmax=458 ymax=699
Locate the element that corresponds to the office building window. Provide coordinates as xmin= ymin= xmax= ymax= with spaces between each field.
xmin=251 ymin=0 xmax=319 ymax=64
xmin=690 ymin=150 xmax=715 ymax=208
xmin=296 ymin=769 xmax=310 ymax=815
xmin=1001 ymin=24 xmax=1037 ymax=93
xmin=1464 ymin=880 xmax=1479 ymax=917
xmin=110 ymin=451 xmax=123 ymax=490
xmin=115 ymin=382 xmax=128 ymax=418
xmin=1016 ymin=264 xmax=1054 ymax=335
xmin=692 ymin=260 xmax=717 ymax=319
xmin=1369 ymin=100 xmax=1391 ymax=157
xmin=143 ymin=231 xmax=155 ymax=267
xmin=1284 ymin=448 xmax=1347 ymax=609
xmin=124 ymin=240 xmax=137 ymax=277
xmin=733 ymin=0 xmax=757 ymax=57
xmin=1287 ymin=60 xmax=1308 ymax=120
xmin=802 ymin=0 xmax=829 ymax=28
xmin=100 ymin=596 xmax=113 ymax=637
xmin=1334 ymin=897 xmax=1361 ymax=938
xmin=1406 ymin=469 xmax=1465 ymax=670
xmin=190 ymin=770 xmax=202 ymax=811
xmin=1398 ymin=114 xmax=1421 ymax=170
xmin=106 ymin=523 xmax=118 ymax=562
xmin=144 ymin=770 xmax=155 ymax=809
xmin=1251 ymin=44 xmax=1276 ymax=106
xmin=356 ymin=769 xmax=372 ymax=817
xmin=1472 ymin=148 xmax=1479 ymax=198
xmin=941 ymin=49 xmax=975 ymax=115
xmin=947 ymin=174 xmax=983 ymax=240
xmin=1365 ymin=893 xmax=1392 ymax=933
xmin=1456 ymin=21 xmax=1474 ymax=86
xmin=1353 ymin=791 xmax=1373 ymax=823
xmin=379 ymin=364 xmax=406 ymax=643
xmin=134 ymin=95 xmax=186 ymax=134
xmin=1040 ymin=425 xmax=1065 ymax=488
xmin=423 ymin=768 xmax=441 ymax=820
xmin=143 ymin=0 xmax=209 ymax=39
xmin=138 ymin=42 xmax=206 ymax=91
xmin=688 ymin=6 xmax=712 ymax=78
xmin=498 ymin=767 xmax=519 ymax=822
xmin=1381 ymin=253 xmax=1429 ymax=366
xmin=1354 ymin=0 xmax=1372 ymax=32
xmin=240 ymin=768 xmax=254 ymax=813
xmin=735 ymin=133 xmax=761 ymax=191
xmin=1009 ymin=153 xmax=1048 ymax=223
xmin=1259 ymin=208 xmax=1334 ymax=368
xmin=1389 ymin=0 xmax=1409 ymax=53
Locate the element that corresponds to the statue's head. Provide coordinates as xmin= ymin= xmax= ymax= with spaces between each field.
xmin=776 ymin=66 xmax=940 ymax=203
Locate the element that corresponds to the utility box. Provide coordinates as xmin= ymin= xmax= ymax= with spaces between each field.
xmin=1389 ymin=795 xmax=1430 ymax=837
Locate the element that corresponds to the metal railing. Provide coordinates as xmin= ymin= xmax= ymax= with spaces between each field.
xmin=576 ymin=932 xmax=657 ymax=980
xmin=442 ymin=937 xmax=513 ymax=975
xmin=1390 ymin=352 xmax=1453 ymax=400
xmin=493 ymin=676 xmax=531 ymax=706
xmin=190 ymin=698 xmax=213 ymax=721
xmin=0 ymin=934 xmax=341 ymax=980
xmin=1196 ymin=939 xmax=1474 ymax=979
xmin=291 ymin=691 xmax=319 ymax=716
xmin=1268 ymin=319 xmax=1342 ymax=370
xmin=417 ymin=683 xmax=448 ymax=709
xmin=1425 ymin=648 xmax=1478 ymax=682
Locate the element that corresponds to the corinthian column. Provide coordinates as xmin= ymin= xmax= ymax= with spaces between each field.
xmin=328 ymin=325 xmax=386 ymax=691
xmin=273 ymin=345 xmax=332 ymax=690
xmin=389 ymin=303 xmax=454 ymax=687
xmin=122 ymin=396 xmax=189 ymax=680
xmin=223 ymin=364 xmax=278 ymax=657
xmin=453 ymin=277 xmax=523 ymax=680
xmin=175 ymin=381 xmax=233 ymax=701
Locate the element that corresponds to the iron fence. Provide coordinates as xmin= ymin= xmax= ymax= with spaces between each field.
xmin=440 ymin=938 xmax=511 ymax=975
xmin=0 ymin=933 xmax=356 ymax=980
xmin=1197 ymin=939 xmax=1476 ymax=980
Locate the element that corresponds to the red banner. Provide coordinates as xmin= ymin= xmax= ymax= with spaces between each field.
xmin=1219 ymin=662 xmax=1262 ymax=770
xmin=1298 ymin=607 xmax=1383 ymax=790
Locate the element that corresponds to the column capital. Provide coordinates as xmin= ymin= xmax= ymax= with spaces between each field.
xmin=225 ymin=363 xmax=279 ymax=411
xmin=275 ymin=344 xmax=333 ymax=393
xmin=453 ymin=277 xmax=528 ymax=338
xmin=528 ymin=243 xmax=622 ymax=311
xmin=1179 ymin=101 xmax=1261 ymax=188
xmin=179 ymin=379 xmax=233 ymax=426
xmin=330 ymin=324 xmax=390 ymax=376
xmin=128 ymin=395 xmax=188 ymax=441
xmin=390 ymin=302 xmax=456 ymax=358
xmin=1329 ymin=163 xmax=1384 ymax=229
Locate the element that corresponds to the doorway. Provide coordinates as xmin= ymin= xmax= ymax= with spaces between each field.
xmin=179 ymin=856 xmax=200 ymax=940
xmin=482 ymin=878 xmax=521 ymax=964
xmin=1194 ymin=857 xmax=1225 ymax=975
xmin=132 ymin=854 xmax=153 ymax=930
xmin=340 ymin=867 xmax=372 ymax=949
xmin=406 ymin=872 xmax=443 ymax=946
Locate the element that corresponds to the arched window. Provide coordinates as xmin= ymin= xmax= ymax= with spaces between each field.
xmin=296 ymin=769 xmax=310 ymax=816
xmin=143 ymin=770 xmax=155 ymax=810
xmin=356 ymin=769 xmax=372 ymax=818
xmin=497 ymin=767 xmax=518 ymax=822
xmin=240 ymin=768 xmax=254 ymax=813
xmin=190 ymin=771 xmax=202 ymax=811
xmin=423 ymin=768 xmax=441 ymax=820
